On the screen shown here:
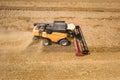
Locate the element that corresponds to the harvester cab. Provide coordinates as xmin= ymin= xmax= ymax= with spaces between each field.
xmin=33 ymin=21 xmax=89 ymax=55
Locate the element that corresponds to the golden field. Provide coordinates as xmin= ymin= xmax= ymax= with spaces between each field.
xmin=0 ymin=0 xmax=120 ymax=80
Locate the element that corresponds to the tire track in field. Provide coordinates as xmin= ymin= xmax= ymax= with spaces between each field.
xmin=0 ymin=6 xmax=120 ymax=12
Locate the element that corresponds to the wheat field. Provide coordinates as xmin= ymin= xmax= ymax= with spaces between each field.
xmin=0 ymin=0 xmax=120 ymax=80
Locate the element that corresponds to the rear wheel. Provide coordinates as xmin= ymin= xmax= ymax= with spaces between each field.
xmin=59 ymin=39 xmax=70 ymax=46
xmin=32 ymin=36 xmax=39 ymax=40
xmin=43 ymin=38 xmax=51 ymax=46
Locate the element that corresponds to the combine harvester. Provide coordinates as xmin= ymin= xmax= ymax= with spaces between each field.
xmin=33 ymin=21 xmax=89 ymax=56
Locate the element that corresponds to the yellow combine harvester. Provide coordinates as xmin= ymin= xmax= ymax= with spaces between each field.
xmin=33 ymin=21 xmax=74 ymax=46
xmin=33 ymin=21 xmax=89 ymax=54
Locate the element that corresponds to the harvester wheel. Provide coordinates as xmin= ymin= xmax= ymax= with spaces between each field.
xmin=32 ymin=36 xmax=39 ymax=40
xmin=43 ymin=38 xmax=51 ymax=46
xmin=59 ymin=39 xmax=69 ymax=46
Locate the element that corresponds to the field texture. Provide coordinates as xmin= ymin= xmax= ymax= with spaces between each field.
xmin=0 ymin=0 xmax=120 ymax=80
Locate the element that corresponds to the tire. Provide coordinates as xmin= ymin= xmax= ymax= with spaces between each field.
xmin=32 ymin=36 xmax=39 ymax=40
xmin=43 ymin=38 xmax=51 ymax=46
xmin=59 ymin=39 xmax=70 ymax=46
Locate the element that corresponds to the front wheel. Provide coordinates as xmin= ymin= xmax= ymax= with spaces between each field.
xmin=59 ymin=39 xmax=70 ymax=46
xmin=43 ymin=38 xmax=51 ymax=46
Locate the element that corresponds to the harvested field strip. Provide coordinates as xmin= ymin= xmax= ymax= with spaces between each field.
xmin=0 ymin=0 xmax=120 ymax=2
xmin=0 ymin=6 xmax=120 ymax=12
